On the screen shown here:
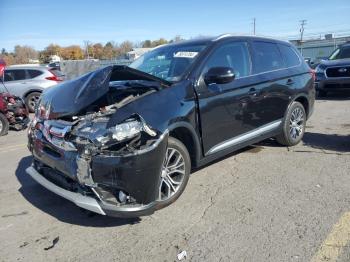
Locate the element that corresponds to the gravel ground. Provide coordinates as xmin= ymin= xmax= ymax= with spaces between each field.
xmin=0 ymin=94 xmax=349 ymax=262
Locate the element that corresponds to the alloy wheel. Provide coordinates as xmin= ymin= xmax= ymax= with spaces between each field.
xmin=29 ymin=95 xmax=40 ymax=111
xmin=159 ymin=147 xmax=186 ymax=201
xmin=289 ymin=107 xmax=304 ymax=140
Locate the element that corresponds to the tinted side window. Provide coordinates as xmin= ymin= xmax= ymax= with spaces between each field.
xmin=252 ymin=41 xmax=284 ymax=73
xmin=338 ymin=46 xmax=350 ymax=59
xmin=278 ymin=44 xmax=300 ymax=67
xmin=27 ymin=69 xmax=43 ymax=78
xmin=4 ymin=69 xmax=27 ymax=81
xmin=204 ymin=42 xmax=251 ymax=78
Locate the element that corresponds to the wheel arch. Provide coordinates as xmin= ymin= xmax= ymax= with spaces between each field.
xmin=167 ymin=122 xmax=201 ymax=168
xmin=292 ymin=94 xmax=309 ymax=118
xmin=23 ymin=89 xmax=43 ymax=99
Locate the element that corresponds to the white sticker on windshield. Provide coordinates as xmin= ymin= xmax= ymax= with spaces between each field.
xmin=174 ymin=51 xmax=198 ymax=58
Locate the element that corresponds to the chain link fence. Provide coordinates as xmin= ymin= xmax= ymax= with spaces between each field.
xmin=61 ymin=59 xmax=132 ymax=80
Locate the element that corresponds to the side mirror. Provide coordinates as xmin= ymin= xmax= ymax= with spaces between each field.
xmin=204 ymin=67 xmax=235 ymax=85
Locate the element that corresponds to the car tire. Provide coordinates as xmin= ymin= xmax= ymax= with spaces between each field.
xmin=156 ymin=136 xmax=191 ymax=210
xmin=276 ymin=101 xmax=306 ymax=146
xmin=25 ymin=92 xmax=41 ymax=113
xmin=0 ymin=113 xmax=9 ymax=136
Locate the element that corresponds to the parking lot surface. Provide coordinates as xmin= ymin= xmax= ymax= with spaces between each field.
xmin=0 ymin=95 xmax=349 ymax=262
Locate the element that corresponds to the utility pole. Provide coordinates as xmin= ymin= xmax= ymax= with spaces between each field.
xmin=299 ymin=19 xmax=307 ymax=56
xmin=84 ymin=40 xmax=90 ymax=59
xmin=253 ymin=18 xmax=256 ymax=35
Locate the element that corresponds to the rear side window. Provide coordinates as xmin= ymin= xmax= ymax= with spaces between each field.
xmin=252 ymin=41 xmax=284 ymax=74
xmin=27 ymin=69 xmax=43 ymax=78
xmin=278 ymin=44 xmax=300 ymax=67
xmin=4 ymin=69 xmax=27 ymax=81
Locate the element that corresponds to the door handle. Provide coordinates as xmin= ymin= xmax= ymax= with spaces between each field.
xmin=248 ymin=88 xmax=257 ymax=97
xmin=286 ymin=79 xmax=294 ymax=85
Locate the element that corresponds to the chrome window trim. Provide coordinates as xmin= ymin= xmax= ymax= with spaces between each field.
xmin=207 ymin=119 xmax=282 ymax=155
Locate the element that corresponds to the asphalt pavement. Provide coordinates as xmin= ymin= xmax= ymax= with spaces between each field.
xmin=0 ymin=94 xmax=349 ymax=262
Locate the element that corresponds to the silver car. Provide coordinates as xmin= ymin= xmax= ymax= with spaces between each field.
xmin=3 ymin=66 xmax=64 ymax=112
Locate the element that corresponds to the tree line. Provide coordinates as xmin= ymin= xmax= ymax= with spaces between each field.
xmin=0 ymin=36 xmax=183 ymax=65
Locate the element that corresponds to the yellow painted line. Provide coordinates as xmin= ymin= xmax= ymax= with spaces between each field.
xmin=311 ymin=212 xmax=350 ymax=262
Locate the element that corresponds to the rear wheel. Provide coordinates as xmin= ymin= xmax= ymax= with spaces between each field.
xmin=0 ymin=113 xmax=9 ymax=136
xmin=276 ymin=101 xmax=306 ymax=146
xmin=156 ymin=137 xmax=191 ymax=209
xmin=25 ymin=92 xmax=41 ymax=113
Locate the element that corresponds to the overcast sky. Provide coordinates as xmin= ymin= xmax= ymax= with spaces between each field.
xmin=1 ymin=0 xmax=349 ymax=51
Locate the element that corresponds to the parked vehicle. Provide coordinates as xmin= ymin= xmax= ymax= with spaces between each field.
xmin=315 ymin=42 xmax=350 ymax=97
xmin=0 ymin=92 xmax=29 ymax=136
xmin=26 ymin=35 xmax=315 ymax=217
xmin=48 ymin=62 xmax=61 ymax=71
xmin=4 ymin=66 xmax=64 ymax=112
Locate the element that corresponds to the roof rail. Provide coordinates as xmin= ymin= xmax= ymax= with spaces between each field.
xmin=213 ymin=34 xmax=232 ymax=41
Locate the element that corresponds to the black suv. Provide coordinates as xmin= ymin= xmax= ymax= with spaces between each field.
xmin=315 ymin=42 xmax=350 ymax=96
xmin=27 ymin=35 xmax=315 ymax=217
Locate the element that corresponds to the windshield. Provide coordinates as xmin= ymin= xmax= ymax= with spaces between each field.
xmin=129 ymin=43 xmax=207 ymax=82
xmin=329 ymin=46 xmax=350 ymax=60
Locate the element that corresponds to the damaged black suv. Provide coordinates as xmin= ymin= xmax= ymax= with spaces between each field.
xmin=27 ymin=35 xmax=315 ymax=217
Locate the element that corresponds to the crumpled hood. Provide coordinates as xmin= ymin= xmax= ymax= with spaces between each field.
xmin=39 ymin=65 xmax=171 ymax=119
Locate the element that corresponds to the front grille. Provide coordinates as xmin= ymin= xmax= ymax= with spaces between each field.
xmin=326 ymin=66 xmax=350 ymax=78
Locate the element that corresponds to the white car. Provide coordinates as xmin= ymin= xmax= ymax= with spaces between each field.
xmin=3 ymin=66 xmax=65 ymax=112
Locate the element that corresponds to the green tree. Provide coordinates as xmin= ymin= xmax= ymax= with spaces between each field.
xmin=142 ymin=40 xmax=152 ymax=48
xmin=103 ymin=42 xmax=115 ymax=59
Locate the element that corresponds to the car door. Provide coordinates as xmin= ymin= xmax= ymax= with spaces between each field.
xmin=195 ymin=40 xmax=267 ymax=155
xmin=249 ymin=41 xmax=291 ymax=124
xmin=3 ymin=69 xmax=29 ymax=97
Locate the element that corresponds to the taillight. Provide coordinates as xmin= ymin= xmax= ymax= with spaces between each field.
xmin=310 ymin=69 xmax=316 ymax=81
xmin=46 ymin=70 xmax=63 ymax=82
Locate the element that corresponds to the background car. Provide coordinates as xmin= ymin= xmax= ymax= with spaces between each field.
xmin=0 ymin=92 xmax=29 ymax=136
xmin=315 ymin=42 xmax=350 ymax=97
xmin=3 ymin=66 xmax=65 ymax=112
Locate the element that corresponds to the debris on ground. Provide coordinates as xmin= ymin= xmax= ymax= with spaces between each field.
xmin=44 ymin=236 xmax=59 ymax=251
xmin=35 ymin=236 xmax=48 ymax=243
xmin=177 ymin=250 xmax=187 ymax=260
xmin=19 ymin=242 xmax=28 ymax=248
xmin=2 ymin=211 xmax=28 ymax=218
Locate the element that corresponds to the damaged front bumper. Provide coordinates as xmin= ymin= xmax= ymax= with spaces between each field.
xmin=27 ymin=118 xmax=168 ymax=217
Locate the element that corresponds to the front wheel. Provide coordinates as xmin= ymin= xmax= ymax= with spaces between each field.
xmin=156 ymin=137 xmax=191 ymax=210
xmin=25 ymin=92 xmax=41 ymax=113
xmin=276 ymin=101 xmax=306 ymax=146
